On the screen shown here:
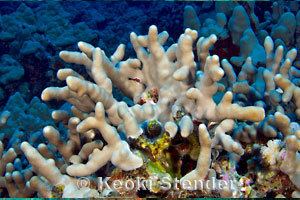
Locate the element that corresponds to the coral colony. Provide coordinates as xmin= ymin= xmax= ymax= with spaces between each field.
xmin=0 ymin=1 xmax=299 ymax=198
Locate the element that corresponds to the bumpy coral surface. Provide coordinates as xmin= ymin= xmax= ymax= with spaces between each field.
xmin=0 ymin=1 xmax=299 ymax=198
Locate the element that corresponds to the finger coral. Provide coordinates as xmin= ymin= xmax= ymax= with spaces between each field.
xmin=19 ymin=23 xmax=267 ymax=197
xmin=0 ymin=1 xmax=299 ymax=198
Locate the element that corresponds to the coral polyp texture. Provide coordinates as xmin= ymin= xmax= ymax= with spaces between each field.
xmin=0 ymin=1 xmax=299 ymax=198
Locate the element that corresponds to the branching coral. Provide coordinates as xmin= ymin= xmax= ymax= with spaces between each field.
xmin=0 ymin=111 xmax=10 ymax=128
xmin=220 ymin=34 xmax=300 ymax=197
xmin=66 ymin=102 xmax=143 ymax=176
xmin=0 ymin=93 xmax=60 ymax=197
xmin=1 ymin=1 xmax=299 ymax=198
xmin=14 ymin=23 xmax=267 ymax=198
xmin=0 ymin=55 xmax=24 ymax=85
